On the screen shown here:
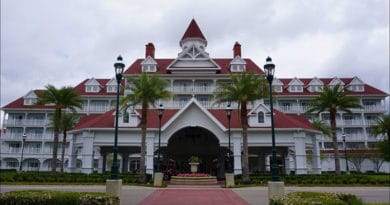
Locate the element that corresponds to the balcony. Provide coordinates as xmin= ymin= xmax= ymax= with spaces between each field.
xmin=363 ymin=105 xmax=386 ymax=113
xmin=3 ymin=119 xmax=48 ymax=127
xmin=276 ymin=105 xmax=308 ymax=113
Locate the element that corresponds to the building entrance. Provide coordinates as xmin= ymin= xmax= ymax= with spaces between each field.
xmin=164 ymin=126 xmax=225 ymax=178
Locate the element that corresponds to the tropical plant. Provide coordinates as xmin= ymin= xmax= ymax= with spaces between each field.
xmin=214 ymin=72 xmax=268 ymax=182
xmin=305 ymin=84 xmax=362 ymax=175
xmin=311 ymin=118 xmax=332 ymax=137
xmin=36 ymin=85 xmax=82 ymax=172
xmin=58 ymin=113 xmax=79 ymax=173
xmin=121 ymin=73 xmax=171 ymax=183
xmin=370 ymin=115 xmax=390 ymax=161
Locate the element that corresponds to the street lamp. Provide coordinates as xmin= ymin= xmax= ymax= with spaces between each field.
xmin=342 ymin=133 xmax=349 ymax=174
xmin=264 ymin=56 xmax=280 ymax=182
xmin=19 ymin=133 xmax=27 ymax=171
xmin=226 ymin=104 xmax=233 ymax=173
xmin=111 ymin=55 xmax=125 ymax=180
xmin=157 ymin=104 xmax=164 ymax=172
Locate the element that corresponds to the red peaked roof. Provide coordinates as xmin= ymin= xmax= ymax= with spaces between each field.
xmin=124 ymin=58 xmax=264 ymax=75
xmin=2 ymin=90 xmax=55 ymax=110
xmin=72 ymin=107 xmax=316 ymax=131
xmin=275 ymin=77 xmax=387 ymax=96
xmin=73 ymin=78 xmax=124 ymax=96
xmin=181 ymin=19 xmax=206 ymax=41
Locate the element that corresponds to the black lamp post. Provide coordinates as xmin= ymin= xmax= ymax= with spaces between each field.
xmin=264 ymin=56 xmax=280 ymax=182
xmin=19 ymin=133 xmax=27 ymax=171
xmin=342 ymin=133 xmax=349 ymax=173
xmin=157 ymin=104 xmax=164 ymax=172
xmin=226 ymin=104 xmax=233 ymax=173
xmin=111 ymin=55 xmax=125 ymax=180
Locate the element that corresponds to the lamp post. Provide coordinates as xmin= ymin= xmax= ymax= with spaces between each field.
xmin=157 ymin=104 xmax=164 ymax=172
xmin=264 ymin=56 xmax=280 ymax=182
xmin=111 ymin=55 xmax=125 ymax=180
xmin=342 ymin=133 xmax=349 ymax=174
xmin=19 ymin=133 xmax=27 ymax=171
xmin=226 ymin=104 xmax=233 ymax=173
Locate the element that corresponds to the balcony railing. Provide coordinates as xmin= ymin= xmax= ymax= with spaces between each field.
xmin=3 ymin=119 xmax=48 ymax=127
xmin=363 ymin=105 xmax=386 ymax=112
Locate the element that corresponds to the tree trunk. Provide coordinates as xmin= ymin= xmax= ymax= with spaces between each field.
xmin=139 ymin=100 xmax=148 ymax=183
xmin=52 ymin=108 xmax=61 ymax=173
xmin=329 ymin=108 xmax=340 ymax=175
xmin=241 ymin=102 xmax=250 ymax=183
xmin=60 ymin=130 xmax=67 ymax=173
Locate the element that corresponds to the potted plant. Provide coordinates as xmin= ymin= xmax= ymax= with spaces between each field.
xmin=188 ymin=156 xmax=201 ymax=173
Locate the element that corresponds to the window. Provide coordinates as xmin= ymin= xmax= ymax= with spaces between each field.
xmin=123 ymin=112 xmax=129 ymax=123
xmin=288 ymin=85 xmax=303 ymax=92
xmin=24 ymin=98 xmax=37 ymax=105
xmin=86 ymin=85 xmax=100 ymax=93
xmin=257 ymin=112 xmax=264 ymax=123
xmin=273 ymin=85 xmax=282 ymax=92
xmin=231 ymin=64 xmax=245 ymax=72
xmin=107 ymin=85 xmax=116 ymax=93
xmin=142 ymin=64 xmax=156 ymax=72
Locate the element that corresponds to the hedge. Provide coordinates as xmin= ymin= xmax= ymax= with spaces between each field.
xmin=270 ymin=192 xmax=363 ymax=205
xmin=0 ymin=190 xmax=119 ymax=205
xmin=0 ymin=172 xmax=151 ymax=184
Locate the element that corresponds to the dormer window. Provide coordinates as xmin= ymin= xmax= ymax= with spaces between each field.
xmin=257 ymin=111 xmax=264 ymax=123
xmin=288 ymin=85 xmax=303 ymax=92
xmin=273 ymin=85 xmax=283 ymax=93
xmin=86 ymin=85 xmax=100 ymax=93
xmin=107 ymin=85 xmax=116 ymax=93
xmin=348 ymin=85 xmax=364 ymax=92
xmin=24 ymin=98 xmax=37 ymax=105
xmin=308 ymin=85 xmax=323 ymax=92
xmin=142 ymin=64 xmax=157 ymax=72
xmin=229 ymin=56 xmax=246 ymax=72
xmin=231 ymin=64 xmax=245 ymax=72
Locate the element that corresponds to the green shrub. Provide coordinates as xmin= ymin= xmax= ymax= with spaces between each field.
xmin=0 ymin=190 xmax=119 ymax=205
xmin=270 ymin=192 xmax=363 ymax=205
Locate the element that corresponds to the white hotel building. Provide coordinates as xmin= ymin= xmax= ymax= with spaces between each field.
xmin=1 ymin=19 xmax=388 ymax=177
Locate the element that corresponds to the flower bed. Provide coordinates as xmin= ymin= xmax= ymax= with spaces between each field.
xmin=176 ymin=173 xmax=211 ymax=177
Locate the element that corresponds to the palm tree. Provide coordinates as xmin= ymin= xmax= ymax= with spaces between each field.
xmin=311 ymin=118 xmax=332 ymax=137
xmin=121 ymin=73 xmax=171 ymax=183
xmin=36 ymin=85 xmax=82 ymax=172
xmin=214 ymin=72 xmax=268 ymax=182
xmin=58 ymin=113 xmax=79 ymax=172
xmin=306 ymin=84 xmax=362 ymax=175
xmin=370 ymin=114 xmax=390 ymax=161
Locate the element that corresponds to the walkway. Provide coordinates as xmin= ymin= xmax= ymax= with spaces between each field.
xmin=139 ymin=188 xmax=249 ymax=205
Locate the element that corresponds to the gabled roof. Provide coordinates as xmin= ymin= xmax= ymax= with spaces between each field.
xmin=277 ymin=77 xmax=387 ymax=96
xmin=71 ymin=107 xmax=316 ymax=132
xmin=2 ymin=90 xmax=55 ymax=110
xmin=181 ymin=19 xmax=206 ymax=42
xmin=74 ymin=78 xmax=124 ymax=96
xmin=287 ymin=77 xmax=304 ymax=86
xmin=124 ymin=58 xmax=264 ymax=75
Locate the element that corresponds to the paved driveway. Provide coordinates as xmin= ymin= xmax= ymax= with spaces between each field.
xmin=1 ymin=185 xmax=389 ymax=205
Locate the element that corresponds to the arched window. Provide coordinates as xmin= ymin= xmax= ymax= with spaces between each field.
xmin=258 ymin=111 xmax=264 ymax=123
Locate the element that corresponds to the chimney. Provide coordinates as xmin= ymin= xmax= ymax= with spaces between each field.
xmin=233 ymin=42 xmax=241 ymax=57
xmin=145 ymin=42 xmax=155 ymax=58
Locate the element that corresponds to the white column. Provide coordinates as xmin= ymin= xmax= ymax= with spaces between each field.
xmin=67 ymin=134 xmax=77 ymax=173
xmin=146 ymin=133 xmax=155 ymax=175
xmin=294 ymin=132 xmax=307 ymax=175
xmin=311 ymin=134 xmax=322 ymax=174
xmin=233 ymin=132 xmax=242 ymax=175
xmin=81 ymin=131 xmax=94 ymax=174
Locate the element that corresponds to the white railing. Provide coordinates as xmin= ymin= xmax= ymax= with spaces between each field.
xmin=2 ymin=134 xmax=23 ymax=140
xmin=364 ymin=105 xmax=386 ymax=112
xmin=276 ymin=105 xmax=308 ymax=113
xmin=3 ymin=119 xmax=48 ymax=126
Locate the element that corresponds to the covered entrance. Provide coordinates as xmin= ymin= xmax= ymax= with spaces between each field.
xmin=162 ymin=126 xmax=227 ymax=179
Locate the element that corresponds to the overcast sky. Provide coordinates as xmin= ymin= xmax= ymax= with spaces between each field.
xmin=1 ymin=0 xmax=389 ymax=113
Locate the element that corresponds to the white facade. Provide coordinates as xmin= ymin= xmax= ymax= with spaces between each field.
xmin=1 ymin=19 xmax=388 ymax=175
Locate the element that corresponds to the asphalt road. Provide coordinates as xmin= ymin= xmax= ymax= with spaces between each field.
xmin=1 ymin=185 xmax=389 ymax=205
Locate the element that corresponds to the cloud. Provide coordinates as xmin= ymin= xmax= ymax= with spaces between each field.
xmin=1 ymin=0 xmax=389 ymax=112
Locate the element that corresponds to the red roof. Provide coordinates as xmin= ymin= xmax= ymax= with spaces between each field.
xmin=124 ymin=58 xmax=264 ymax=75
xmin=72 ymin=107 xmax=316 ymax=131
xmin=181 ymin=19 xmax=206 ymax=41
xmin=2 ymin=90 xmax=55 ymax=110
xmin=276 ymin=77 xmax=387 ymax=96
xmin=73 ymin=78 xmax=124 ymax=96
